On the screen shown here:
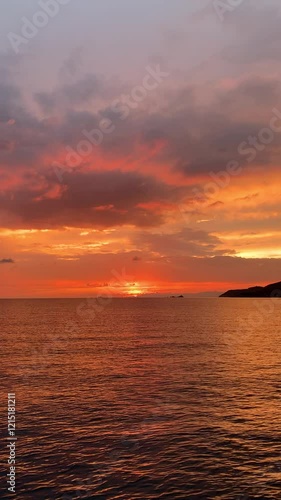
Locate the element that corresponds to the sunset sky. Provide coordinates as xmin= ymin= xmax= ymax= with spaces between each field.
xmin=1 ymin=0 xmax=281 ymax=297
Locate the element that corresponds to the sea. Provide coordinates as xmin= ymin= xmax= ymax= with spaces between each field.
xmin=0 ymin=298 xmax=281 ymax=499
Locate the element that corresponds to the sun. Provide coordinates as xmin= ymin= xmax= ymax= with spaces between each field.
xmin=126 ymin=283 xmax=144 ymax=297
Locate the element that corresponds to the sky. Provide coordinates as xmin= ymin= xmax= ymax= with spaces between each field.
xmin=0 ymin=0 xmax=281 ymax=297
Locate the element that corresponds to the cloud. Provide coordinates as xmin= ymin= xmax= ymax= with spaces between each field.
xmin=1 ymin=7 xmax=281 ymax=236
xmin=138 ymin=76 xmax=281 ymax=177
xmin=134 ymin=227 xmax=233 ymax=258
xmin=34 ymin=74 xmax=104 ymax=113
xmin=222 ymin=3 xmax=281 ymax=65
xmin=59 ymin=48 xmax=84 ymax=80
xmin=133 ymin=255 xmax=142 ymax=261
xmin=1 ymin=63 xmax=281 ymax=231
xmin=0 ymin=258 xmax=14 ymax=264
xmin=0 ymin=168 xmax=187 ymax=229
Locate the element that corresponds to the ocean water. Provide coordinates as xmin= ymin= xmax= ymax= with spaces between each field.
xmin=1 ymin=298 xmax=281 ymax=499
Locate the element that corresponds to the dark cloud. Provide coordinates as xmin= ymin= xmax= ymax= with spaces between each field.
xmin=138 ymin=77 xmax=281 ymax=176
xmin=0 ymin=258 xmax=14 ymax=264
xmin=1 ymin=54 xmax=281 ymax=179
xmin=1 ymin=68 xmax=281 ymax=229
xmin=59 ymin=48 xmax=84 ymax=81
xmin=1 ymin=15 xmax=281 ymax=233
xmin=134 ymin=227 xmax=233 ymax=258
xmin=34 ymin=74 xmax=103 ymax=113
xmin=0 ymin=169 xmax=187 ymax=229
xmin=133 ymin=255 xmax=142 ymax=261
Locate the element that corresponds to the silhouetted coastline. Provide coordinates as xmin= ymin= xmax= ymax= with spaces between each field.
xmin=220 ymin=281 xmax=281 ymax=297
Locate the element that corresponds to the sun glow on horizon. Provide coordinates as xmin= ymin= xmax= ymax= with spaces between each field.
xmin=126 ymin=282 xmax=146 ymax=297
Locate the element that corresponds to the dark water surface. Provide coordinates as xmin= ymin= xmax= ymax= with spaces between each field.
xmin=1 ymin=298 xmax=281 ymax=499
